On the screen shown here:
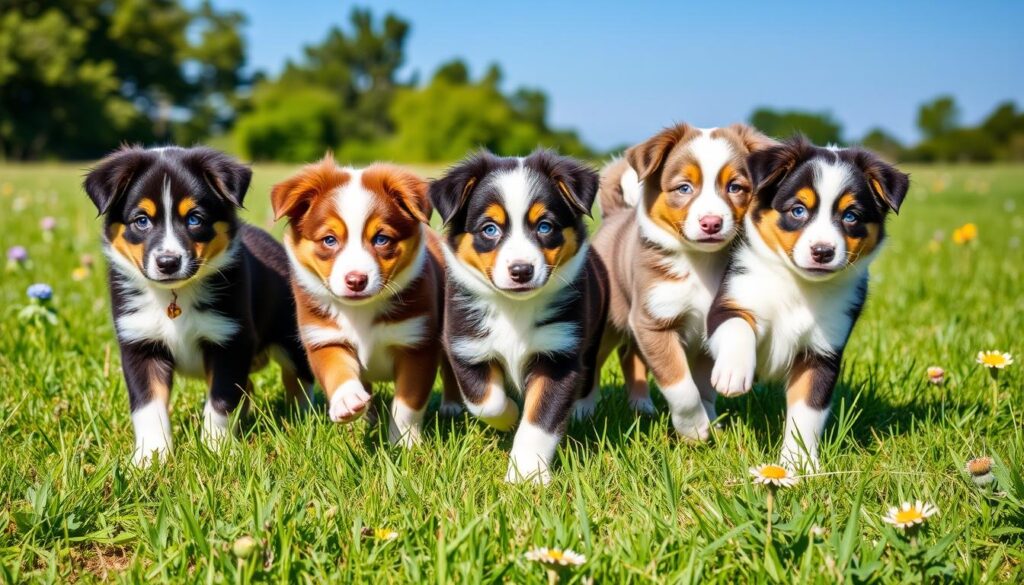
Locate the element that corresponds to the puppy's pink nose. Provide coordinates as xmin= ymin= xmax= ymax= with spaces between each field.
xmin=699 ymin=215 xmax=723 ymax=235
xmin=345 ymin=272 xmax=368 ymax=292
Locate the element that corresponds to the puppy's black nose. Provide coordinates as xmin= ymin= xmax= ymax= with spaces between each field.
xmin=509 ymin=263 xmax=534 ymax=284
xmin=155 ymin=254 xmax=182 ymax=274
xmin=810 ymin=244 xmax=835 ymax=264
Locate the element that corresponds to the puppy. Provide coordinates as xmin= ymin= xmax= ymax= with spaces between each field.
xmin=84 ymin=146 xmax=313 ymax=466
xmin=707 ymin=138 xmax=910 ymax=468
xmin=271 ymin=155 xmax=457 ymax=446
xmin=592 ymin=124 xmax=773 ymax=439
xmin=430 ymin=149 xmax=608 ymax=484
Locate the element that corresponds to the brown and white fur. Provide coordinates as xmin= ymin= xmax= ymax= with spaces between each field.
xmin=271 ymin=155 xmax=458 ymax=446
xmin=707 ymin=137 xmax=910 ymax=469
xmin=592 ymin=123 xmax=774 ymax=439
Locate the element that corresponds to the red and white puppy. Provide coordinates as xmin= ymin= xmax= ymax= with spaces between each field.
xmin=272 ymin=155 xmax=457 ymax=445
xmin=708 ymin=138 xmax=910 ymax=468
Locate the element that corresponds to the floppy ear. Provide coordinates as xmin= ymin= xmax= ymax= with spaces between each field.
xmin=524 ymin=149 xmax=599 ymax=217
xmin=181 ymin=147 xmax=252 ymax=207
xmin=851 ymin=149 xmax=910 ymax=214
xmin=429 ymin=152 xmax=496 ymax=226
xmin=271 ymin=153 xmax=348 ymax=223
xmin=625 ymin=123 xmax=694 ymax=182
xmin=727 ymin=123 xmax=778 ymax=154
xmin=366 ymin=164 xmax=431 ymax=224
xmin=746 ymin=136 xmax=816 ymax=194
xmin=83 ymin=146 xmax=154 ymax=215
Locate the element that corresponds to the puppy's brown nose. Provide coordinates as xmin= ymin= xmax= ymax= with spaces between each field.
xmin=509 ymin=263 xmax=534 ymax=284
xmin=345 ymin=272 xmax=368 ymax=292
xmin=810 ymin=244 xmax=835 ymax=264
xmin=699 ymin=215 xmax=723 ymax=235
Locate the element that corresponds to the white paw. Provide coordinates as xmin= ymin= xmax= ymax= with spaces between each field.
xmin=709 ymin=318 xmax=757 ymax=396
xmin=711 ymin=350 xmax=755 ymax=396
xmin=671 ymin=406 xmax=712 ymax=442
xmin=329 ymin=381 xmax=371 ymax=423
xmin=571 ymin=390 xmax=598 ymax=421
xmin=438 ymin=400 xmax=465 ymax=417
xmin=629 ymin=395 xmax=657 ymax=416
xmin=387 ymin=399 xmax=424 ymax=448
xmin=132 ymin=443 xmax=170 ymax=467
xmin=131 ymin=401 xmax=172 ymax=467
xmin=202 ymin=401 xmax=231 ymax=451
xmin=780 ymin=446 xmax=819 ymax=473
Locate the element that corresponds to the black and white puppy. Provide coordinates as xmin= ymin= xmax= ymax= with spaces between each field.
xmin=84 ymin=146 xmax=313 ymax=466
xmin=430 ymin=149 xmax=609 ymax=484
xmin=707 ymin=138 xmax=910 ymax=469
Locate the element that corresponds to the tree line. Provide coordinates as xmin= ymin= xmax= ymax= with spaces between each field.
xmin=1 ymin=1 xmax=1021 ymax=163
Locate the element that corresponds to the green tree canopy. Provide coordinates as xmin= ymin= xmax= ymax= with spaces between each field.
xmin=749 ymin=108 xmax=843 ymax=144
xmin=0 ymin=0 xmax=246 ymax=160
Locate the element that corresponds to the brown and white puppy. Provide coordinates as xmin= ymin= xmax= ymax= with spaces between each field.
xmin=84 ymin=146 xmax=314 ymax=466
xmin=272 ymin=155 xmax=457 ymax=446
xmin=592 ymin=123 xmax=773 ymax=439
xmin=707 ymin=137 xmax=910 ymax=468
xmin=430 ymin=149 xmax=608 ymax=484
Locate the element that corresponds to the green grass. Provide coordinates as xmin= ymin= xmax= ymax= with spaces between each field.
xmin=1 ymin=162 xmax=1023 ymax=583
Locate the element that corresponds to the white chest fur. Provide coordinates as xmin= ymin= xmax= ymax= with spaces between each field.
xmin=642 ymin=249 xmax=729 ymax=346
xmin=449 ymin=290 xmax=578 ymax=392
xmin=114 ymin=281 xmax=239 ymax=378
xmin=726 ymin=244 xmax=865 ymax=379
xmin=301 ymin=305 xmax=428 ymax=382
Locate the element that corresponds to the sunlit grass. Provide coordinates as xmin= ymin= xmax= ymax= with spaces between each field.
xmin=0 ymin=163 xmax=1022 ymax=582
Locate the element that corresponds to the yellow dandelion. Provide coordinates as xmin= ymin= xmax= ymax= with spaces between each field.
xmin=71 ymin=266 xmax=91 ymax=281
xmin=373 ymin=528 xmax=398 ymax=541
xmin=882 ymin=501 xmax=938 ymax=530
xmin=966 ymin=456 xmax=995 ymax=486
xmin=524 ymin=547 xmax=586 ymax=567
xmin=976 ymin=351 xmax=1013 ymax=369
xmin=749 ymin=464 xmax=799 ymax=488
xmin=951 ymin=223 xmax=978 ymax=245
xmin=926 ymin=366 xmax=945 ymax=385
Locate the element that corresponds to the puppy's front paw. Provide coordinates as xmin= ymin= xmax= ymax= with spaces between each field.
xmin=571 ymin=389 xmax=598 ymax=421
xmin=671 ymin=406 xmax=711 ymax=442
xmin=709 ymin=318 xmax=757 ymax=396
xmin=505 ymin=460 xmax=552 ymax=485
xmin=329 ymin=380 xmax=371 ymax=423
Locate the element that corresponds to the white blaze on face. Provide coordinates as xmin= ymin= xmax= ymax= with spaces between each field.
xmin=792 ymin=160 xmax=853 ymax=273
xmin=681 ymin=129 xmax=738 ymax=248
xmin=491 ymin=164 xmax=548 ymax=291
xmin=146 ymin=174 xmax=189 ymax=279
xmin=327 ymin=169 xmax=382 ymax=299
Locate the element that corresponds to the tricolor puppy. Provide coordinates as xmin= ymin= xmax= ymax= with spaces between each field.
xmin=84 ymin=146 xmax=313 ymax=466
xmin=592 ymin=124 xmax=773 ymax=439
xmin=707 ymin=137 xmax=910 ymax=468
xmin=430 ymin=149 xmax=608 ymax=484
xmin=272 ymin=155 xmax=457 ymax=446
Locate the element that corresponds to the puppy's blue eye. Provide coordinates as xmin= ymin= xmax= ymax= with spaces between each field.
xmin=322 ymin=235 xmax=338 ymax=247
xmin=727 ymin=182 xmax=744 ymax=194
xmin=134 ymin=216 xmax=151 ymax=230
xmin=186 ymin=213 xmax=203 ymax=227
xmin=536 ymin=220 xmax=554 ymax=235
xmin=842 ymin=210 xmax=859 ymax=224
xmin=678 ymin=184 xmax=694 ymax=194
xmin=372 ymin=234 xmax=392 ymax=247
xmin=481 ymin=223 xmax=501 ymax=239
xmin=791 ymin=205 xmax=808 ymax=219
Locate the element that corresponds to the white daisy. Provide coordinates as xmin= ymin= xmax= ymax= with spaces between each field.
xmin=524 ymin=547 xmax=586 ymax=567
xmin=882 ymin=501 xmax=938 ymax=529
xmin=749 ymin=464 xmax=799 ymax=488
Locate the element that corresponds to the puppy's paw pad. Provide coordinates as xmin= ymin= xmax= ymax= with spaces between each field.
xmin=629 ymin=396 xmax=657 ymax=416
xmin=438 ymin=401 xmax=465 ymax=417
xmin=329 ymin=382 xmax=371 ymax=423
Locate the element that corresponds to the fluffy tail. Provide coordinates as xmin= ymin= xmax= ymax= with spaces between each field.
xmin=598 ymin=157 xmax=642 ymax=217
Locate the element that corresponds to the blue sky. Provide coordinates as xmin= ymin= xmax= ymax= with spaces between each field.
xmin=205 ymin=0 xmax=1024 ymax=150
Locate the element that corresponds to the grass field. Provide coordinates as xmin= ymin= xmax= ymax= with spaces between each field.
xmin=0 ymin=161 xmax=1022 ymax=583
